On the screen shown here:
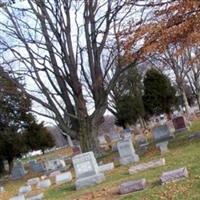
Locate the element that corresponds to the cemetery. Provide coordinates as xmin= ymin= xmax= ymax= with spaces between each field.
xmin=0 ymin=120 xmax=200 ymax=200
xmin=0 ymin=1 xmax=200 ymax=200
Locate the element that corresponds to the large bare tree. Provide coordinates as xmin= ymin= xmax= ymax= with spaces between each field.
xmin=0 ymin=0 xmax=149 ymax=153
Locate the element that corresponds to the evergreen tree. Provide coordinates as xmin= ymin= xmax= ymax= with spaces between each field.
xmin=25 ymin=121 xmax=55 ymax=154
xmin=0 ymin=71 xmax=33 ymax=173
xmin=114 ymin=66 xmax=145 ymax=128
xmin=143 ymin=69 xmax=177 ymax=116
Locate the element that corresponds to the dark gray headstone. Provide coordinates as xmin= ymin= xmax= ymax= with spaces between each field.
xmin=188 ymin=132 xmax=200 ymax=140
xmin=152 ymin=125 xmax=172 ymax=143
xmin=11 ymin=163 xmax=26 ymax=179
xmin=29 ymin=160 xmax=45 ymax=173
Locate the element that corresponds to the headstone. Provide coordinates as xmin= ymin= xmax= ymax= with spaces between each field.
xmin=40 ymin=175 xmax=48 ymax=180
xmin=11 ymin=162 xmax=26 ymax=179
xmin=26 ymin=193 xmax=44 ymax=200
xmin=121 ymin=131 xmax=132 ymax=139
xmin=72 ymin=151 xmax=105 ymax=190
xmin=29 ymin=160 xmax=45 ymax=173
xmin=49 ymin=170 xmax=61 ymax=178
xmin=45 ymin=158 xmax=66 ymax=171
xmin=188 ymin=132 xmax=200 ymax=140
xmin=9 ymin=195 xmax=25 ymax=200
xmin=119 ymin=178 xmax=146 ymax=194
xmin=172 ymin=116 xmax=187 ymax=132
xmin=110 ymin=132 xmax=121 ymax=142
xmin=152 ymin=125 xmax=173 ymax=154
xmin=160 ymin=167 xmax=188 ymax=184
xmin=19 ymin=185 xmax=32 ymax=195
xmin=99 ymin=162 xmax=114 ymax=173
xmin=72 ymin=146 xmax=81 ymax=155
xmin=98 ymin=135 xmax=107 ymax=145
xmin=152 ymin=125 xmax=172 ymax=143
xmin=55 ymin=171 xmax=72 ymax=185
xmin=27 ymin=178 xmax=40 ymax=186
xmin=129 ymin=158 xmax=165 ymax=174
xmin=135 ymin=134 xmax=149 ymax=154
xmin=0 ymin=186 xmax=4 ymax=193
xmin=117 ymin=139 xmax=139 ymax=165
xmin=37 ymin=179 xmax=51 ymax=189
xmin=156 ymin=141 xmax=169 ymax=154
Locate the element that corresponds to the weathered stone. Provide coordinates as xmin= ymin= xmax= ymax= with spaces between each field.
xmin=11 ymin=163 xmax=26 ymax=180
xmin=76 ymin=173 xmax=105 ymax=190
xmin=188 ymin=132 xmax=200 ymax=140
xmin=0 ymin=186 xmax=4 ymax=192
xmin=55 ymin=171 xmax=72 ymax=185
xmin=27 ymin=178 xmax=40 ymax=186
xmin=29 ymin=160 xmax=45 ymax=173
xmin=9 ymin=195 xmax=25 ymax=200
xmin=26 ymin=193 xmax=44 ymax=200
xmin=172 ymin=116 xmax=188 ymax=132
xmin=72 ymin=151 xmax=105 ymax=190
xmin=44 ymin=158 xmax=66 ymax=171
xmin=19 ymin=185 xmax=32 ymax=195
xmin=152 ymin=125 xmax=173 ymax=143
xmin=156 ymin=141 xmax=169 ymax=154
xmin=129 ymin=158 xmax=165 ymax=174
xmin=99 ymin=162 xmax=114 ymax=173
xmin=37 ymin=179 xmax=51 ymax=189
xmin=119 ymin=178 xmax=146 ymax=194
xmin=117 ymin=139 xmax=139 ymax=165
xmin=160 ymin=167 xmax=188 ymax=184
xmin=49 ymin=170 xmax=61 ymax=177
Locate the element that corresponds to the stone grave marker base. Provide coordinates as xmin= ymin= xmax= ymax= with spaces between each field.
xmin=129 ymin=158 xmax=165 ymax=174
xmin=119 ymin=178 xmax=146 ymax=194
xmin=9 ymin=195 xmax=25 ymax=200
xmin=156 ymin=141 xmax=169 ymax=154
xmin=99 ymin=162 xmax=114 ymax=173
xmin=26 ymin=193 xmax=44 ymax=200
xmin=119 ymin=154 xmax=139 ymax=165
xmin=76 ymin=173 xmax=105 ymax=190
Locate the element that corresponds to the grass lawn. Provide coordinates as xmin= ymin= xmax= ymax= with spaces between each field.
xmin=1 ymin=120 xmax=200 ymax=200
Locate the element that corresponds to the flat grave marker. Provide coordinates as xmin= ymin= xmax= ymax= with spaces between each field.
xmin=119 ymin=178 xmax=146 ymax=195
xmin=129 ymin=158 xmax=165 ymax=174
xmin=160 ymin=167 xmax=188 ymax=184
xmin=55 ymin=171 xmax=72 ymax=185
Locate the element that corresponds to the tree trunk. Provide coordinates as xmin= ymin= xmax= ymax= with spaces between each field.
xmin=182 ymin=89 xmax=190 ymax=114
xmin=139 ymin=116 xmax=146 ymax=128
xmin=196 ymin=90 xmax=200 ymax=110
xmin=8 ymin=159 xmax=14 ymax=174
xmin=0 ymin=157 xmax=5 ymax=174
xmin=79 ymin=117 xmax=100 ymax=155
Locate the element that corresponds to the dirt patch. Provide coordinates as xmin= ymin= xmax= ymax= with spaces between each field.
xmin=72 ymin=186 xmax=119 ymax=200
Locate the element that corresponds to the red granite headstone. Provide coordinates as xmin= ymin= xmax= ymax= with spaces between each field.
xmin=172 ymin=116 xmax=187 ymax=132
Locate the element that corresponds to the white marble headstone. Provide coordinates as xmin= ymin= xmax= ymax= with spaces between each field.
xmin=55 ymin=171 xmax=72 ymax=185
xmin=19 ymin=185 xmax=32 ymax=195
xmin=117 ymin=139 xmax=139 ymax=165
xmin=72 ymin=152 xmax=99 ymax=179
xmin=9 ymin=195 xmax=25 ymax=200
xmin=37 ymin=179 xmax=51 ymax=189
xmin=72 ymin=151 xmax=105 ymax=189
